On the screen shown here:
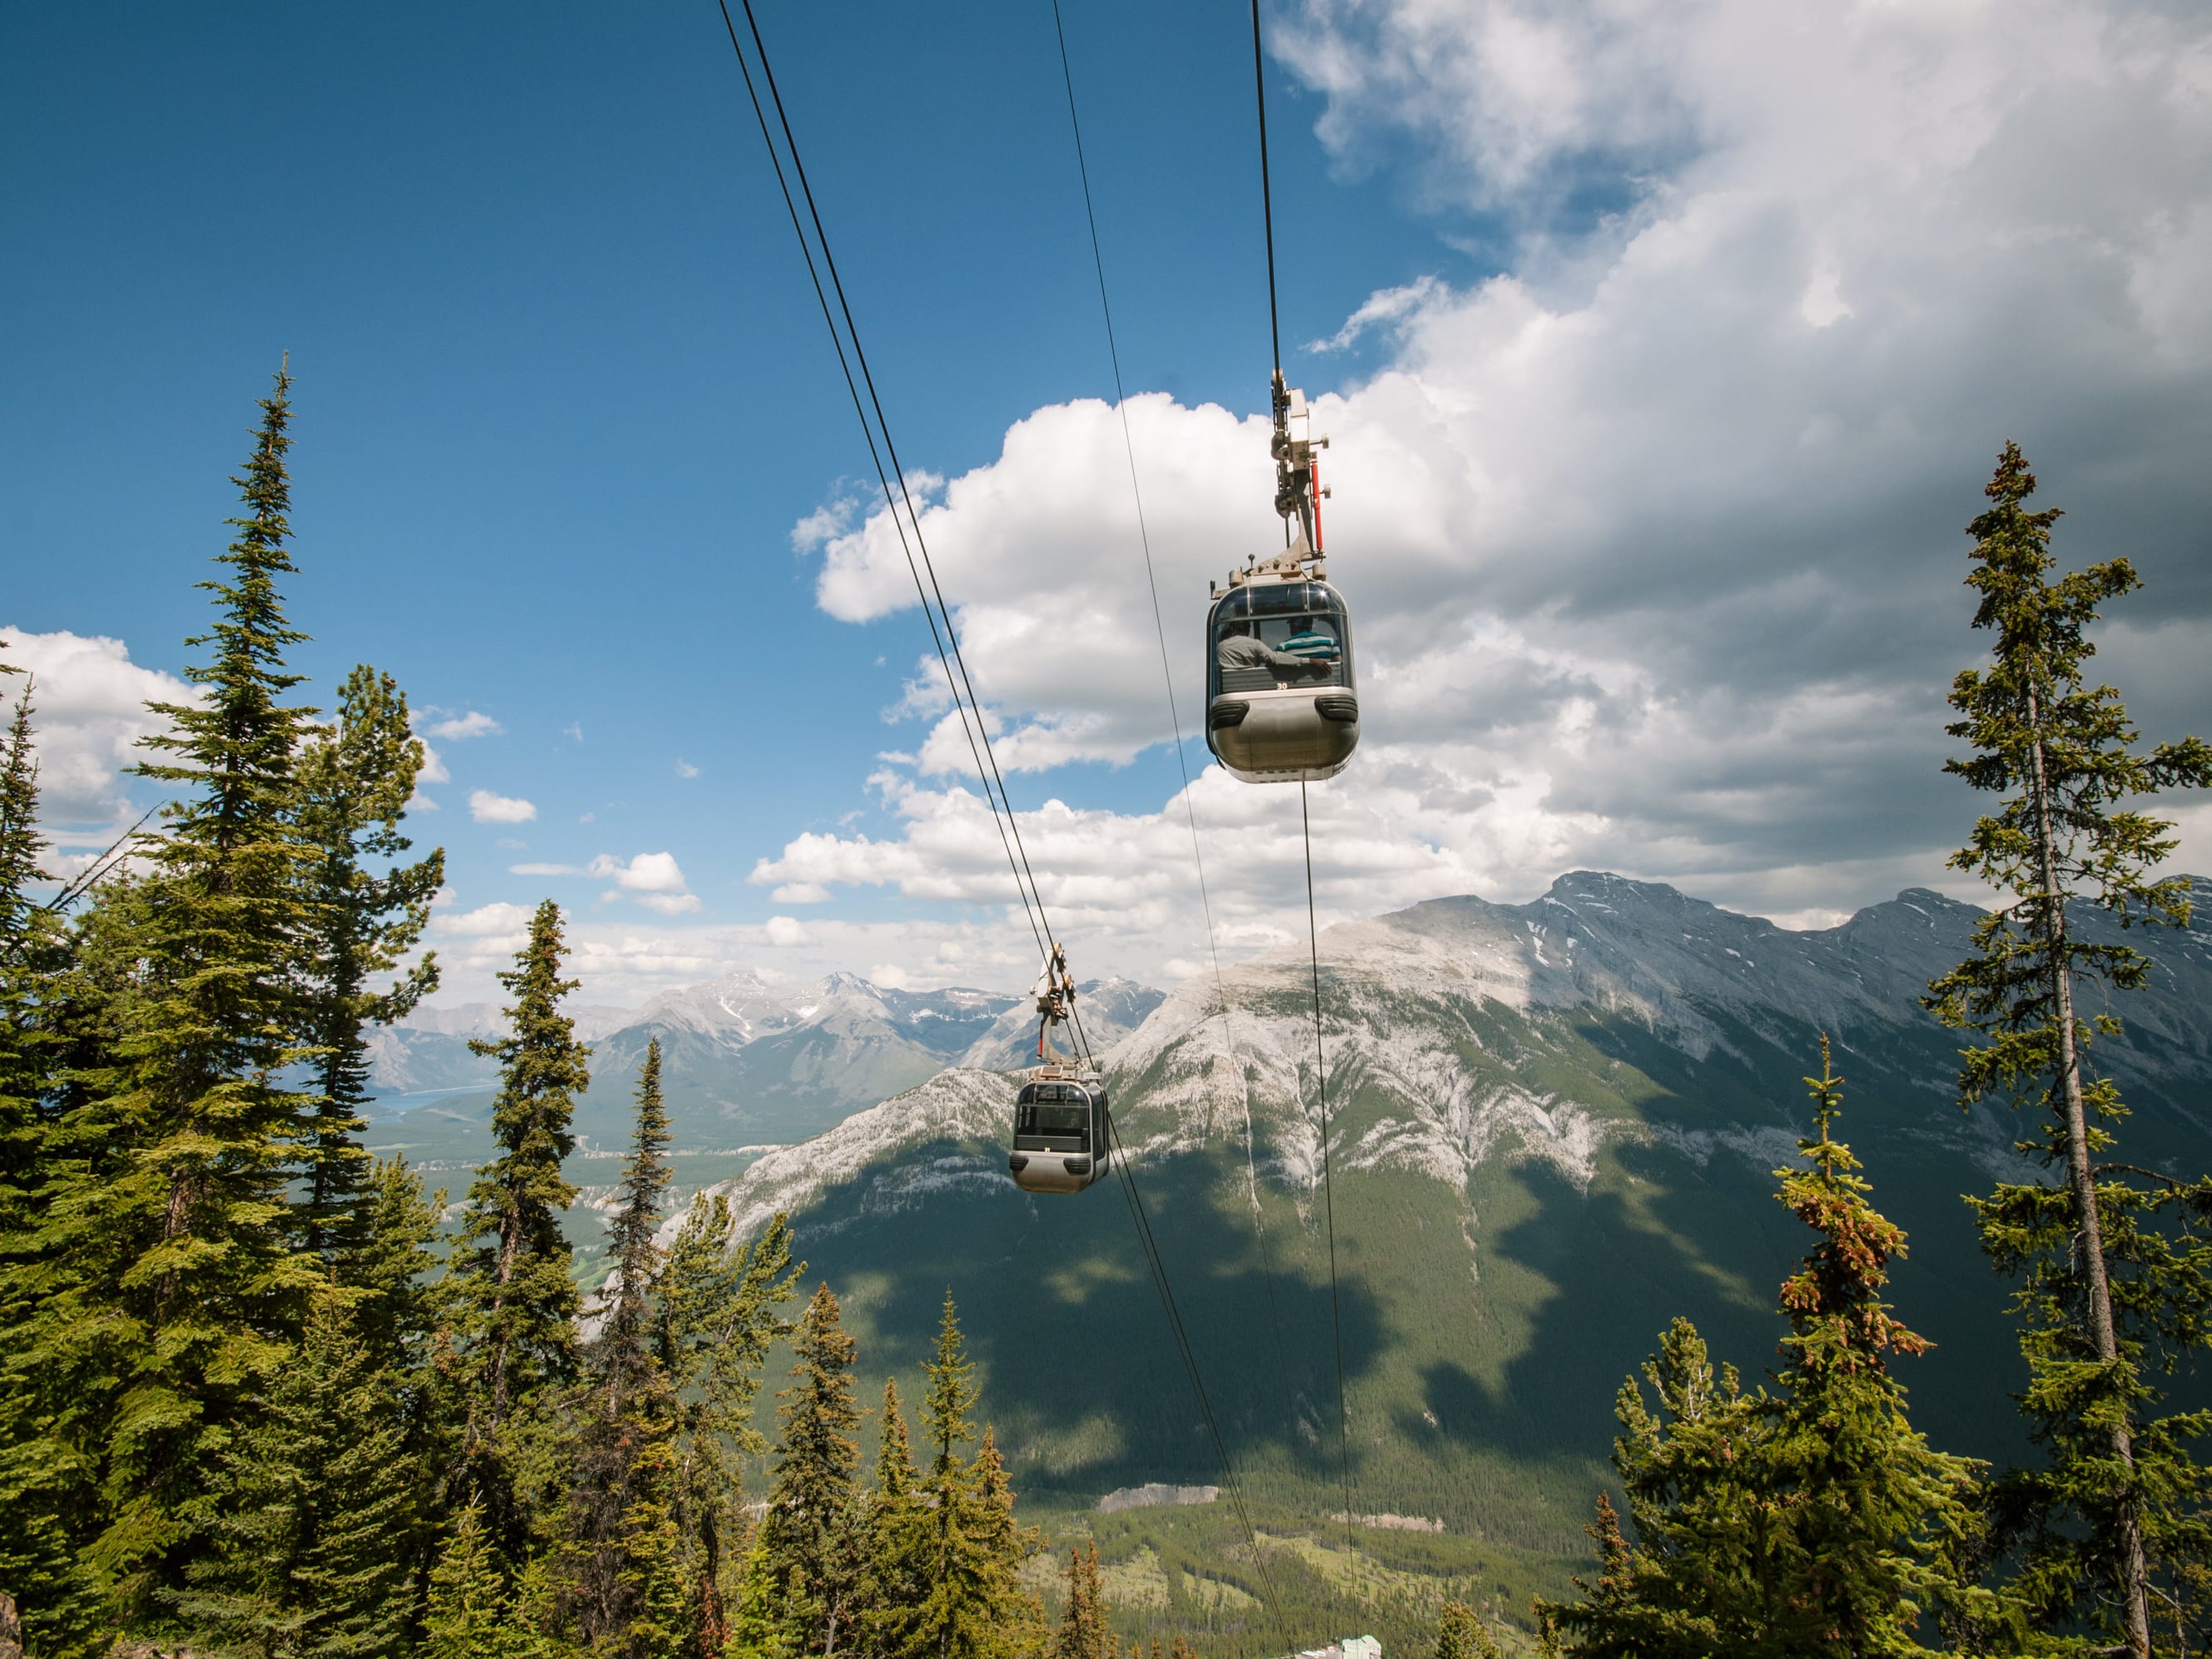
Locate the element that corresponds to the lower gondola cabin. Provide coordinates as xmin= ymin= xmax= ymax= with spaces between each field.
xmin=1008 ymin=1075 xmax=1109 ymax=1195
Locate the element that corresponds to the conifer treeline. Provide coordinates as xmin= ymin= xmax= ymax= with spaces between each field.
xmin=0 ymin=375 xmax=1066 ymax=1659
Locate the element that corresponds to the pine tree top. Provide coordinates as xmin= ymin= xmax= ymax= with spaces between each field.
xmin=137 ymin=366 xmax=317 ymax=845
xmin=922 ymin=1288 xmax=977 ymax=1472
xmin=1774 ymin=1036 xmax=1929 ymax=1379
xmin=876 ymin=1375 xmax=917 ymax=1498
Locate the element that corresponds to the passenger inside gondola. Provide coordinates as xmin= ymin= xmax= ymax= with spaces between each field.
xmin=1215 ymin=618 xmax=1340 ymax=683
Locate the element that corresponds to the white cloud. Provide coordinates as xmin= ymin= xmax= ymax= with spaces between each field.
xmin=435 ymin=900 xmax=534 ymax=938
xmin=1305 ymin=274 xmax=1446 ymax=353
xmin=510 ymin=862 xmax=583 ymax=877
xmin=580 ymin=851 xmax=701 ymax=915
xmin=0 ymin=627 xmax=193 ymax=831
xmin=674 ymin=758 xmax=700 ymax=780
xmin=415 ymin=742 xmax=450 ymax=785
xmin=590 ymin=851 xmax=689 ymax=893
xmin=426 ymin=710 xmax=503 ymax=741
xmin=469 ymin=789 xmax=538 ymax=825
xmin=771 ymin=882 xmax=833 ymax=904
xmin=564 ymin=723 xmax=584 ymax=743
xmin=764 ymin=915 xmax=808 ymax=946
xmin=791 ymin=494 xmax=861 ymax=553
xmin=769 ymin=0 xmax=2212 ymax=956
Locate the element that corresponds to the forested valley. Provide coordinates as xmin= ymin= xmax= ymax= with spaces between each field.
xmin=5 ymin=377 xmax=2212 ymax=1659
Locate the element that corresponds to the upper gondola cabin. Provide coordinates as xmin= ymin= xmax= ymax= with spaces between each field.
xmin=1205 ymin=560 xmax=1358 ymax=783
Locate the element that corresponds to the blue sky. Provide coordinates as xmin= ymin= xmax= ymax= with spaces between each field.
xmin=8 ymin=1 xmax=2211 ymax=1004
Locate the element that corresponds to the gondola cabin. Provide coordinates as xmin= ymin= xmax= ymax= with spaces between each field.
xmin=1007 ymin=1068 xmax=1109 ymax=1195
xmin=1205 ymin=566 xmax=1359 ymax=783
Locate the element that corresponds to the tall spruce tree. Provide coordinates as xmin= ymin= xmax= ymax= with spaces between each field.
xmin=898 ymin=1292 xmax=1031 ymax=1659
xmin=292 ymin=663 xmax=442 ymax=1259
xmin=171 ymin=1284 xmax=415 ymax=1658
xmin=24 ymin=368 xmax=324 ymax=1620
xmin=564 ymin=1038 xmax=688 ymax=1659
xmin=657 ymin=1197 xmax=798 ymax=1634
xmin=1054 ymin=1542 xmax=1111 ymax=1659
xmin=0 ymin=659 xmax=106 ymax=1657
xmin=447 ymin=898 xmax=590 ymax=1521
xmin=762 ymin=1281 xmax=864 ymax=1656
xmin=1538 ymin=1042 xmax=1982 ymax=1656
xmin=854 ymin=1378 xmax=924 ymax=1659
xmin=1926 ymin=442 xmax=2212 ymax=1656
xmin=0 ymin=656 xmax=53 ymax=1269
xmin=345 ymin=1155 xmax=452 ymax=1645
xmin=967 ymin=1426 xmax=1044 ymax=1656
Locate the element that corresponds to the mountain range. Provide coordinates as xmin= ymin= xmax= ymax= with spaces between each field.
xmin=365 ymin=970 xmax=1164 ymax=1155
xmin=669 ymin=870 xmax=2212 ymax=1586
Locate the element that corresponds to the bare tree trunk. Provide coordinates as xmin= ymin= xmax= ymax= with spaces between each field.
xmin=2028 ymin=688 xmax=2151 ymax=1657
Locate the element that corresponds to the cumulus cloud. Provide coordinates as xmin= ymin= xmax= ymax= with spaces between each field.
xmin=425 ymin=709 xmax=503 ymax=741
xmin=674 ymin=758 xmax=700 ymax=780
xmin=435 ymin=900 xmax=534 ymax=938
xmin=772 ymin=0 xmax=2212 ymax=963
xmin=586 ymin=851 xmax=701 ymax=915
xmin=764 ymin=915 xmax=808 ymax=946
xmin=469 ymin=789 xmax=538 ymax=825
xmin=0 ymin=627 xmax=192 ymax=832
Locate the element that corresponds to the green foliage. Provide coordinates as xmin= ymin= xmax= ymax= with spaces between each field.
xmin=762 ymin=1280 xmax=865 ymax=1654
xmin=1926 ymin=442 xmax=2212 ymax=1655
xmin=22 ymin=368 xmax=326 ymax=1617
xmin=1056 ymin=1542 xmax=1114 ymax=1659
xmin=1538 ymin=1044 xmax=1983 ymax=1656
xmin=293 ymin=663 xmax=443 ymax=1259
xmin=658 ymin=1200 xmax=800 ymax=1626
xmin=561 ymin=1038 xmax=690 ymax=1659
xmin=1434 ymin=1598 xmax=1502 ymax=1659
xmin=890 ymin=1293 xmax=1046 ymax=1659
xmin=447 ymin=897 xmax=591 ymax=1510
xmin=171 ymin=1284 xmax=415 ymax=1657
xmin=424 ymin=1500 xmax=550 ymax=1659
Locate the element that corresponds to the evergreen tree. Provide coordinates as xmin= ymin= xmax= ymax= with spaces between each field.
xmin=728 ymin=1532 xmax=795 ymax=1659
xmin=424 ymin=1501 xmax=547 ymax=1659
xmin=23 ymin=368 xmax=323 ymax=1617
xmin=657 ymin=1197 xmax=799 ymax=1639
xmin=1054 ymin=1542 xmax=1111 ymax=1659
xmin=0 ymin=659 xmax=106 ymax=1657
xmin=1538 ymin=1043 xmax=1984 ymax=1656
xmin=857 ymin=1378 xmax=925 ymax=1659
xmin=968 ymin=1426 xmax=1046 ymax=1656
xmin=1761 ymin=1038 xmax=1991 ymax=1652
xmin=342 ymin=1155 xmax=448 ymax=1387
xmin=599 ymin=1036 xmax=672 ymax=1398
xmin=898 ymin=1292 xmax=1033 ymax=1659
xmin=172 ymin=1284 xmax=415 ymax=1658
xmin=763 ymin=1281 xmax=864 ymax=1656
xmin=292 ymin=663 xmax=442 ymax=1259
xmin=448 ymin=897 xmax=590 ymax=1501
xmin=1434 ymin=1600 xmax=1502 ymax=1659
xmin=1926 ymin=442 xmax=2212 ymax=1657
xmin=564 ymin=1039 xmax=688 ymax=1659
